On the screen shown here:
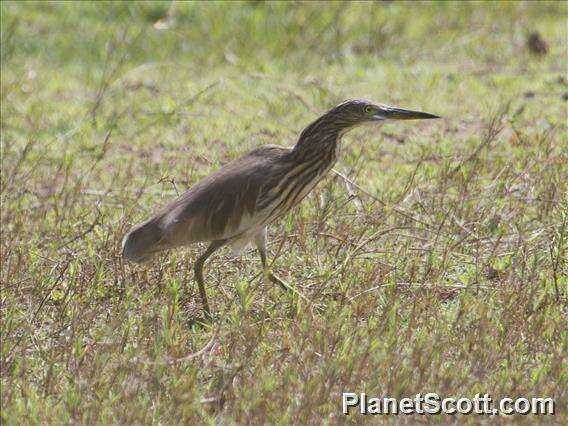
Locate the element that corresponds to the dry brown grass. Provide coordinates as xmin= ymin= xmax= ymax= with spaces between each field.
xmin=2 ymin=1 xmax=567 ymax=423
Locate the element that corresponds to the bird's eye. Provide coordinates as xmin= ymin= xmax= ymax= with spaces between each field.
xmin=364 ymin=106 xmax=374 ymax=114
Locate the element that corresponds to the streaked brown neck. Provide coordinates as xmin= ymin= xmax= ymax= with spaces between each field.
xmin=292 ymin=114 xmax=349 ymax=164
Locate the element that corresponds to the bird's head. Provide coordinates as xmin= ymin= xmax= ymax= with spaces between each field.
xmin=295 ymin=99 xmax=440 ymax=151
xmin=327 ymin=99 xmax=440 ymax=129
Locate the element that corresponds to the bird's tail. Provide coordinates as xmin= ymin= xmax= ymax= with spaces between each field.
xmin=122 ymin=218 xmax=164 ymax=263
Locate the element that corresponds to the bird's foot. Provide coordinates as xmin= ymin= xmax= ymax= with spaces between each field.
xmin=264 ymin=270 xmax=313 ymax=306
xmin=186 ymin=314 xmax=213 ymax=329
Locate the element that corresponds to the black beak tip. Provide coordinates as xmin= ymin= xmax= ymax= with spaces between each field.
xmin=385 ymin=107 xmax=441 ymax=120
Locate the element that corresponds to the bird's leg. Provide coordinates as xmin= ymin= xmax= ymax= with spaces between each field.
xmin=255 ymin=228 xmax=279 ymax=284
xmin=254 ymin=229 xmax=311 ymax=305
xmin=193 ymin=240 xmax=226 ymax=317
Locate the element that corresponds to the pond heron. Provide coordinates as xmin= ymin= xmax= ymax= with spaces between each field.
xmin=122 ymin=99 xmax=439 ymax=315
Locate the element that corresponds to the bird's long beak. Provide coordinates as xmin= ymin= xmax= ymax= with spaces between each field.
xmin=378 ymin=106 xmax=440 ymax=120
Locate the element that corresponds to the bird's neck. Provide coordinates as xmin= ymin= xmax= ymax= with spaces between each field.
xmin=292 ymin=116 xmax=347 ymax=164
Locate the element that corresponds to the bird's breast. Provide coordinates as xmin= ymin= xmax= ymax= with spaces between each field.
xmin=259 ymin=155 xmax=336 ymax=224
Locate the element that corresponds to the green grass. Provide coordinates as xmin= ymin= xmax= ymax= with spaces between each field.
xmin=2 ymin=1 xmax=567 ymax=423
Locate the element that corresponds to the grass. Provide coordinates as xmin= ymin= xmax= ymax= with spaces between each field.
xmin=1 ymin=1 xmax=567 ymax=423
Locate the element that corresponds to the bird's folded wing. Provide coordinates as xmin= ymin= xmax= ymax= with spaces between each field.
xmin=155 ymin=145 xmax=293 ymax=247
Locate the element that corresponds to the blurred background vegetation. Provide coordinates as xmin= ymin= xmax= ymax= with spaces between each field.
xmin=2 ymin=1 xmax=567 ymax=423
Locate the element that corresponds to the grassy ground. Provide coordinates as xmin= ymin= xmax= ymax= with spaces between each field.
xmin=1 ymin=1 xmax=567 ymax=424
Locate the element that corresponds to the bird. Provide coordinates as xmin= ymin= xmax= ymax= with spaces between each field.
xmin=122 ymin=99 xmax=439 ymax=316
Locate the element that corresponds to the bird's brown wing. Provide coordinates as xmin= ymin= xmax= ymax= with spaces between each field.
xmin=153 ymin=144 xmax=293 ymax=249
